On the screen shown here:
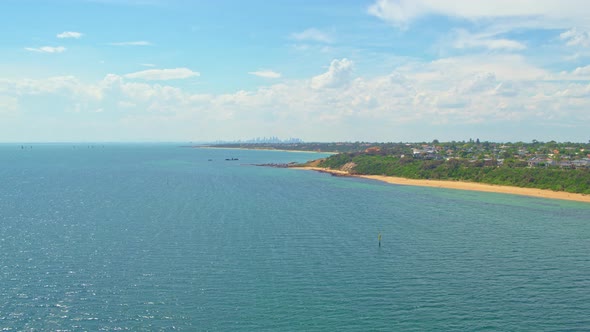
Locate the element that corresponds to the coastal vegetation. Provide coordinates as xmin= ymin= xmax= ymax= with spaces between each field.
xmin=317 ymin=153 xmax=590 ymax=194
xmin=317 ymin=140 xmax=590 ymax=194
xmin=208 ymin=139 xmax=590 ymax=194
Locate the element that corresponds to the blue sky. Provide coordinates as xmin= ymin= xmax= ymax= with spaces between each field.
xmin=1 ymin=0 xmax=590 ymax=142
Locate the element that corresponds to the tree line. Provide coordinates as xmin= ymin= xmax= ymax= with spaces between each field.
xmin=318 ymin=153 xmax=590 ymax=194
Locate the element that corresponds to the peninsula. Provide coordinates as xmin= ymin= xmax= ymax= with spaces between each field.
xmin=209 ymin=140 xmax=590 ymax=202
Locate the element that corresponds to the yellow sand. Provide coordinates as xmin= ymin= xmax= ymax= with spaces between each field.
xmin=298 ymin=167 xmax=590 ymax=203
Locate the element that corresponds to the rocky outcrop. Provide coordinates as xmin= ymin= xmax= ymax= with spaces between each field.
xmin=341 ymin=162 xmax=357 ymax=173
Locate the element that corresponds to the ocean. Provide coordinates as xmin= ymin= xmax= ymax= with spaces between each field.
xmin=1 ymin=144 xmax=589 ymax=331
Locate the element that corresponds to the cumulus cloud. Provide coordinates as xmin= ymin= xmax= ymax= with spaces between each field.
xmin=368 ymin=0 xmax=424 ymax=28
xmin=57 ymin=31 xmax=83 ymax=39
xmin=556 ymin=83 xmax=590 ymax=98
xmin=560 ymin=28 xmax=590 ymax=47
xmin=124 ymin=68 xmax=200 ymax=81
xmin=3 ymin=57 xmax=590 ymax=141
xmin=248 ymin=70 xmax=282 ymax=79
xmin=109 ymin=41 xmax=152 ymax=46
xmin=555 ymin=65 xmax=590 ymax=80
xmin=291 ymin=28 xmax=332 ymax=43
xmin=421 ymin=54 xmax=547 ymax=81
xmin=457 ymin=72 xmax=499 ymax=94
xmin=311 ymin=58 xmax=354 ymax=89
xmin=25 ymin=46 xmax=66 ymax=53
xmin=572 ymin=65 xmax=590 ymax=76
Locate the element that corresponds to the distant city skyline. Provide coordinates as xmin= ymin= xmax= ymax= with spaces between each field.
xmin=1 ymin=0 xmax=590 ymax=142
xmin=212 ymin=136 xmax=304 ymax=144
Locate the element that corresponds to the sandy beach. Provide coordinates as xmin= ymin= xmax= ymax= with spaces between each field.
xmin=298 ymin=167 xmax=590 ymax=203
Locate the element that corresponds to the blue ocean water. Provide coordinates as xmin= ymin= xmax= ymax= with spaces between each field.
xmin=1 ymin=144 xmax=589 ymax=331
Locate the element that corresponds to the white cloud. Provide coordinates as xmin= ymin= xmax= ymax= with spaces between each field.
xmin=57 ymin=31 xmax=83 ymax=39
xmin=560 ymin=28 xmax=590 ymax=47
xmin=556 ymin=83 xmax=590 ymax=98
xmin=572 ymin=65 xmax=590 ymax=76
xmin=311 ymin=58 xmax=354 ymax=89
xmin=481 ymin=39 xmax=525 ymax=50
xmin=124 ymin=68 xmax=200 ymax=80
xmin=140 ymin=63 xmax=156 ymax=67
xmin=453 ymin=29 xmax=526 ymax=51
xmin=248 ymin=70 xmax=282 ymax=79
xmin=291 ymin=28 xmax=332 ymax=43
xmin=368 ymin=0 xmax=590 ymax=29
xmin=457 ymin=72 xmax=499 ymax=94
xmin=368 ymin=0 xmax=424 ymax=28
xmin=109 ymin=41 xmax=152 ymax=46
xmin=3 ymin=57 xmax=590 ymax=142
xmin=555 ymin=65 xmax=590 ymax=80
xmin=25 ymin=46 xmax=66 ymax=53
xmin=414 ymin=54 xmax=548 ymax=81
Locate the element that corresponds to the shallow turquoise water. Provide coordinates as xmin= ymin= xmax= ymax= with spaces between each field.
xmin=1 ymin=144 xmax=589 ymax=331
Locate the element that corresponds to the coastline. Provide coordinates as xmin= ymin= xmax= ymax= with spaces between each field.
xmin=193 ymin=146 xmax=338 ymax=154
xmin=297 ymin=167 xmax=590 ymax=203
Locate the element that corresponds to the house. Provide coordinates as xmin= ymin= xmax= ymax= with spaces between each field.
xmin=572 ymin=159 xmax=590 ymax=168
xmin=528 ymin=157 xmax=550 ymax=167
xmin=365 ymin=146 xmax=381 ymax=154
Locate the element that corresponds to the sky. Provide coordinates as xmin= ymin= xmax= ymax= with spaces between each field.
xmin=1 ymin=0 xmax=590 ymax=143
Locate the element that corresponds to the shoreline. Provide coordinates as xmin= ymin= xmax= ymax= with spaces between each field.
xmin=193 ymin=146 xmax=338 ymax=154
xmin=297 ymin=167 xmax=590 ymax=203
